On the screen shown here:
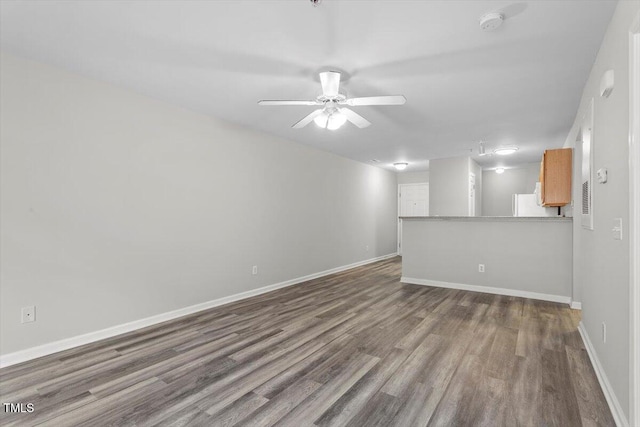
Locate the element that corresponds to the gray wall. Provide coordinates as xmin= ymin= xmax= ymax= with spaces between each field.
xmin=482 ymin=163 xmax=540 ymax=216
xmin=0 ymin=53 xmax=398 ymax=355
xmin=562 ymin=0 xmax=638 ymax=419
xmin=397 ymin=170 xmax=429 ymax=185
xmin=401 ymin=218 xmax=573 ymax=298
xmin=429 ymin=156 xmax=480 ymax=216
xmin=429 ymin=156 xmax=471 ymax=216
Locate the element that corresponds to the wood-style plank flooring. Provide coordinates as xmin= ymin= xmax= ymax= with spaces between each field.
xmin=0 ymin=257 xmax=614 ymax=426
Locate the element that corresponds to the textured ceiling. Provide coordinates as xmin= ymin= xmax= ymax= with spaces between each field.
xmin=0 ymin=0 xmax=617 ymax=172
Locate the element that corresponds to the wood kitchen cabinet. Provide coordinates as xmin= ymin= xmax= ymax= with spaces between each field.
xmin=539 ymin=148 xmax=572 ymax=207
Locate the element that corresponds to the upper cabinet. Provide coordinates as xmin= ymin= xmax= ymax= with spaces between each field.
xmin=539 ymin=148 xmax=572 ymax=207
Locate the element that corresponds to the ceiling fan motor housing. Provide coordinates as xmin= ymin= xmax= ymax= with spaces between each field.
xmin=318 ymin=93 xmax=346 ymax=103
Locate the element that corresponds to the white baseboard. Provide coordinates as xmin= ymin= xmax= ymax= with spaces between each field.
xmin=400 ymin=277 xmax=571 ymax=305
xmin=570 ymin=301 xmax=582 ymax=310
xmin=0 ymin=253 xmax=397 ymax=368
xmin=578 ymin=321 xmax=629 ymax=427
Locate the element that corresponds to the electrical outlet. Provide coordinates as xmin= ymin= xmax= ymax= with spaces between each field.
xmin=252 ymin=265 xmax=258 ymax=275
xmin=365 ymin=245 xmax=369 ymax=252
xmin=21 ymin=306 xmax=35 ymax=323
xmin=478 ymin=264 xmax=485 ymax=273
xmin=602 ymin=322 xmax=607 ymax=343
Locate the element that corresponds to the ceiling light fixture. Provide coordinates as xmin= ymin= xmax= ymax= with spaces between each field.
xmin=313 ymin=110 xmax=346 ymax=131
xmin=493 ymin=146 xmax=519 ymax=156
xmin=495 ymin=167 xmax=505 ymax=174
xmin=394 ymin=162 xmax=408 ymax=171
xmin=327 ymin=112 xmax=347 ymax=130
xmin=258 ymin=71 xmax=404 ymax=130
xmin=313 ymin=111 xmax=329 ymax=128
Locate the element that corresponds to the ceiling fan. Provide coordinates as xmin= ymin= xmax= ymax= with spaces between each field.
xmin=258 ymin=71 xmax=406 ymax=130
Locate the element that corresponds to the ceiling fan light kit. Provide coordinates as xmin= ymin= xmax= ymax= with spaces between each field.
xmin=258 ymin=71 xmax=406 ymax=130
xmin=314 ymin=109 xmax=347 ymax=130
xmin=327 ymin=113 xmax=347 ymax=130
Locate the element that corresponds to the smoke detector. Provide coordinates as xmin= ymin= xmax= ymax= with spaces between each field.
xmin=479 ymin=12 xmax=504 ymax=31
xmin=310 ymin=0 xmax=322 ymax=7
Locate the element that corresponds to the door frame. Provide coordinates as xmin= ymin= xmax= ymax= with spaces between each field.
xmin=397 ymin=182 xmax=429 ymax=256
xmin=469 ymin=172 xmax=476 ymax=216
xmin=629 ymin=11 xmax=640 ymax=427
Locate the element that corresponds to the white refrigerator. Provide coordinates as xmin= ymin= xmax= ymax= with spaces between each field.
xmin=512 ymin=193 xmax=557 ymax=217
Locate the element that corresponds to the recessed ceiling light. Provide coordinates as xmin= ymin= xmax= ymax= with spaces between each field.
xmin=394 ymin=162 xmax=408 ymax=171
xmin=493 ymin=147 xmax=519 ymax=156
xmin=479 ymin=12 xmax=504 ymax=31
xmin=495 ymin=167 xmax=505 ymax=174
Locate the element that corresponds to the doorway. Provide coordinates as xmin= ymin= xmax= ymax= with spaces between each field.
xmin=397 ymin=183 xmax=429 ymax=255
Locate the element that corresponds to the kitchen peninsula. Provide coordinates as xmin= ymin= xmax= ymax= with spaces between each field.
xmin=400 ymin=216 xmax=573 ymax=305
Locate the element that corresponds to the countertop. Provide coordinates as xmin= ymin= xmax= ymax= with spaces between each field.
xmin=399 ymin=216 xmax=573 ymax=222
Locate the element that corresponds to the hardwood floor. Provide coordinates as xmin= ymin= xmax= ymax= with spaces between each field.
xmin=0 ymin=257 xmax=615 ymax=426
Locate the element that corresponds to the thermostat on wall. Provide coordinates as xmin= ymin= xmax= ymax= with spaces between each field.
xmin=597 ymin=168 xmax=608 ymax=184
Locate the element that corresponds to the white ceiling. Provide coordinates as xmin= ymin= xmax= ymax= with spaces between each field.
xmin=0 ymin=0 xmax=617 ymax=172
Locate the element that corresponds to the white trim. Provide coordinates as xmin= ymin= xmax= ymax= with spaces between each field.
xmin=469 ymin=171 xmax=476 ymax=217
xmin=629 ymin=12 xmax=640 ymax=427
xmin=570 ymin=301 xmax=582 ymax=310
xmin=578 ymin=321 xmax=629 ymax=427
xmin=0 ymin=253 xmax=397 ymax=368
xmin=398 ymin=184 xmax=402 ymax=256
xmin=400 ymin=277 xmax=571 ymax=305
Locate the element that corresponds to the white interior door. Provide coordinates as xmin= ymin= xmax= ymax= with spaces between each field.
xmin=398 ymin=183 xmax=429 ymax=255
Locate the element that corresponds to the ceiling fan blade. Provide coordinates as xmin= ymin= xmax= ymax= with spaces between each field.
xmin=292 ymin=109 xmax=325 ymax=129
xmin=339 ymin=108 xmax=371 ymax=129
xmin=319 ymin=71 xmax=341 ymax=97
xmin=344 ymin=95 xmax=406 ymax=106
xmin=258 ymin=100 xmax=321 ymax=106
